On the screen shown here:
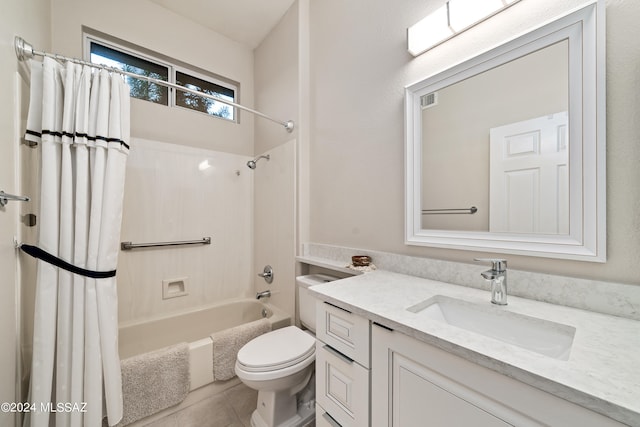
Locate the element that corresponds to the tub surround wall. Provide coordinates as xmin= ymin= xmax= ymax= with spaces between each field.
xmin=118 ymin=139 xmax=254 ymax=323
xmin=301 ymin=243 xmax=640 ymax=321
xmin=253 ymin=140 xmax=297 ymax=318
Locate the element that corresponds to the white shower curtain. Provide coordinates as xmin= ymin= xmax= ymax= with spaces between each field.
xmin=24 ymin=57 xmax=130 ymax=427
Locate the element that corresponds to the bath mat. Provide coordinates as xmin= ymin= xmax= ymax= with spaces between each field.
xmin=118 ymin=342 xmax=190 ymax=426
xmin=211 ymin=317 xmax=272 ymax=381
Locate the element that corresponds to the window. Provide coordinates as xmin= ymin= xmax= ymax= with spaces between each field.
xmin=89 ymin=42 xmax=169 ymax=105
xmin=176 ymin=71 xmax=235 ymax=120
xmin=85 ymin=34 xmax=238 ymax=122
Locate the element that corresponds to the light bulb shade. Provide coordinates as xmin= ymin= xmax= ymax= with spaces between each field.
xmin=408 ymin=0 xmax=522 ymax=56
xmin=448 ymin=0 xmax=506 ymax=32
xmin=408 ymin=4 xmax=454 ymax=56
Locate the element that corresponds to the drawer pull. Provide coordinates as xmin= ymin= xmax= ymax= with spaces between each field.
xmin=322 ymin=412 xmax=342 ymax=427
xmin=373 ymin=321 xmax=394 ymax=332
xmin=324 ymin=301 xmax=352 ymax=314
xmin=323 ymin=344 xmax=354 ymax=364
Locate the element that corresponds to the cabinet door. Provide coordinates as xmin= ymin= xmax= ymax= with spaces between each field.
xmin=388 ymin=352 xmax=510 ymax=427
xmin=371 ymin=325 xmax=627 ymax=427
xmin=372 ymin=325 xmax=516 ymax=427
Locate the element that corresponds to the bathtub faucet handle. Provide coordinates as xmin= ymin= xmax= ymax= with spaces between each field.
xmin=257 ymin=265 xmax=274 ymax=284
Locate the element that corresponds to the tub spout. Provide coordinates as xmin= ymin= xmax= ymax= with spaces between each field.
xmin=256 ymin=290 xmax=271 ymax=300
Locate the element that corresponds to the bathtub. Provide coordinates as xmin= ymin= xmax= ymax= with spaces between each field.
xmin=118 ymin=298 xmax=291 ymax=390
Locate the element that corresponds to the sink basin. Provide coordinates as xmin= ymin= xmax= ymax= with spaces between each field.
xmin=407 ymin=296 xmax=575 ymax=360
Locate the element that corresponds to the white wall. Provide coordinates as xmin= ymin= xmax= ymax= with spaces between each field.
xmin=254 ymin=1 xmax=300 ymax=154
xmin=0 ymin=0 xmax=50 ymax=424
xmin=308 ymin=0 xmax=640 ymax=285
xmin=51 ymin=0 xmax=256 ymax=156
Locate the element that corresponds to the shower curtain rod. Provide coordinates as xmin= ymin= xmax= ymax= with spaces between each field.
xmin=14 ymin=36 xmax=295 ymax=133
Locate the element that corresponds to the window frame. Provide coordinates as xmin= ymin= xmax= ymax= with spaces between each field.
xmin=83 ymin=32 xmax=239 ymax=123
xmin=87 ymin=38 xmax=172 ymax=106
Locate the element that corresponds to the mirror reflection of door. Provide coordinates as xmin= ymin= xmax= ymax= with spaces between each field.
xmin=420 ymin=40 xmax=569 ymax=232
xmin=489 ymin=112 xmax=569 ymax=234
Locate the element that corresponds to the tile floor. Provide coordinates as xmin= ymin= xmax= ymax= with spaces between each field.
xmin=144 ymin=383 xmax=257 ymax=427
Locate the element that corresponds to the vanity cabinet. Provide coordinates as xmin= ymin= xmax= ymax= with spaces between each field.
xmin=371 ymin=324 xmax=625 ymax=427
xmin=316 ymin=301 xmax=370 ymax=427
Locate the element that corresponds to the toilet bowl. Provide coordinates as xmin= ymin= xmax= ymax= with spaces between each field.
xmin=235 ymin=274 xmax=338 ymax=427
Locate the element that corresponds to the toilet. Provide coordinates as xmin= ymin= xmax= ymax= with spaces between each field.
xmin=235 ymin=274 xmax=338 ymax=427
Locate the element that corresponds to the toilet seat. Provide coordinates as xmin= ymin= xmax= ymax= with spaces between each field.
xmin=237 ymin=326 xmax=316 ymax=372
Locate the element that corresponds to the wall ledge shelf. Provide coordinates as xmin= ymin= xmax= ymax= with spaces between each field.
xmin=296 ymin=255 xmax=363 ymax=276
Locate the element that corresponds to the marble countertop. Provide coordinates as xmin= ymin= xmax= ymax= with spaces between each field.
xmin=307 ymin=269 xmax=640 ymax=426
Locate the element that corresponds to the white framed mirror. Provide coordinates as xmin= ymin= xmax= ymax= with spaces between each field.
xmin=405 ymin=1 xmax=605 ymax=262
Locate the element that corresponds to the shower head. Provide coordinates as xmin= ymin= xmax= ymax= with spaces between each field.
xmin=247 ymin=154 xmax=270 ymax=169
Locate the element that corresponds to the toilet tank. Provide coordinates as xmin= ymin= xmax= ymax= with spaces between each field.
xmin=297 ymin=274 xmax=339 ymax=333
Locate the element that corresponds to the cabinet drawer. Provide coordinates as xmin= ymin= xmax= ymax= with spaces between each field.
xmin=316 ymin=403 xmax=343 ymax=427
xmin=316 ymin=342 xmax=369 ymax=427
xmin=316 ymin=301 xmax=370 ymax=367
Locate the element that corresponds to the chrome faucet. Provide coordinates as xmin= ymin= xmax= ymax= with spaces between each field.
xmin=475 ymin=258 xmax=508 ymax=305
xmin=256 ymin=290 xmax=271 ymax=300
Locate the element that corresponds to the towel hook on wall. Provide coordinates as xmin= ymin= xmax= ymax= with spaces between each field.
xmin=0 ymin=190 xmax=30 ymax=208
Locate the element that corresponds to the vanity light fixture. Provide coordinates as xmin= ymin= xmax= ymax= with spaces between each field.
xmin=408 ymin=0 xmax=522 ymax=56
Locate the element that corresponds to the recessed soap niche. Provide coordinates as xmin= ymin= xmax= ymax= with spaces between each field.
xmin=162 ymin=277 xmax=189 ymax=299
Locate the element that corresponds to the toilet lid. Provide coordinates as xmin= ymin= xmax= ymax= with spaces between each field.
xmin=237 ymin=326 xmax=316 ymax=372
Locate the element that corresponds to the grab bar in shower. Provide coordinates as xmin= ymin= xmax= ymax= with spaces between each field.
xmin=120 ymin=237 xmax=211 ymax=251
xmin=422 ymin=206 xmax=478 ymax=215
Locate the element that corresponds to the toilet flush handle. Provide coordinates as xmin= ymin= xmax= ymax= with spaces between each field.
xmin=257 ymin=265 xmax=274 ymax=284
